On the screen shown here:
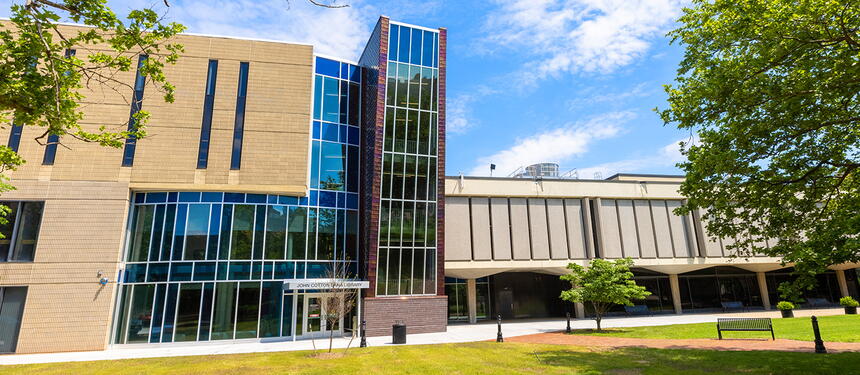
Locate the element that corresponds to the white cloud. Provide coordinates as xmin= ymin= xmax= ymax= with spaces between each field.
xmin=467 ymin=111 xmax=633 ymax=176
xmin=567 ymin=82 xmax=656 ymax=110
xmin=484 ymin=0 xmax=685 ymax=84
xmin=447 ymin=94 xmax=477 ymax=134
xmin=576 ymin=135 xmax=697 ymax=179
xmin=107 ymin=0 xmax=373 ymax=60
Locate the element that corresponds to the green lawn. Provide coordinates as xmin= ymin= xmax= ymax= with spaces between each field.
xmin=573 ymin=314 xmax=860 ymax=341
xmin=5 ymin=342 xmax=860 ymax=375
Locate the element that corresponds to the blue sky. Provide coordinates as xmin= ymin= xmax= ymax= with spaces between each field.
xmin=5 ymin=0 xmax=696 ymax=178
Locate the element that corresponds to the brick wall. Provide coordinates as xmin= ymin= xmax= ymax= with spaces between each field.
xmin=363 ymin=296 xmax=447 ymax=337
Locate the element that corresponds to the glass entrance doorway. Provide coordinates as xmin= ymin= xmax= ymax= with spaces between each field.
xmin=301 ymin=294 xmax=342 ymax=338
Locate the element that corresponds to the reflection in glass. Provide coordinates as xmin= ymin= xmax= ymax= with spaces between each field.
xmin=211 ymin=282 xmax=237 ymax=340
xmin=185 ymin=204 xmax=210 ymax=260
xmin=231 ymin=205 xmax=254 ymax=260
xmin=174 ymin=283 xmax=202 ymax=342
xmin=287 ymin=207 xmax=307 ymax=260
xmin=235 ymin=282 xmax=260 ymax=339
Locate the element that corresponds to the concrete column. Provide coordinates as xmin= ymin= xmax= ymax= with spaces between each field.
xmin=669 ymin=274 xmax=682 ymax=314
xmin=836 ymin=270 xmax=850 ymax=297
xmin=756 ymin=272 xmax=771 ymax=310
xmin=466 ymin=278 xmax=478 ymax=324
xmin=574 ymin=302 xmax=585 ymax=319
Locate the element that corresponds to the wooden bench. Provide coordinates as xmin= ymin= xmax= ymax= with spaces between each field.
xmin=721 ymin=301 xmax=747 ymax=312
xmin=717 ymin=318 xmax=774 ymax=340
xmin=624 ymin=305 xmax=652 ymax=316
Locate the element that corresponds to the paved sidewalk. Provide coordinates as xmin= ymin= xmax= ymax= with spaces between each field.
xmin=0 ymin=308 xmax=845 ymax=365
xmin=508 ymin=331 xmax=860 ymax=353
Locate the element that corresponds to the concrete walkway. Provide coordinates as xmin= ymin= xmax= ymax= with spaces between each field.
xmin=0 ymin=308 xmax=846 ymax=365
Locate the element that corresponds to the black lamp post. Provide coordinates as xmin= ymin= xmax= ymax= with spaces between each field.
xmin=812 ymin=316 xmax=826 ymax=354
xmin=360 ymin=320 xmax=367 ymax=348
xmin=496 ymin=314 xmax=504 ymax=343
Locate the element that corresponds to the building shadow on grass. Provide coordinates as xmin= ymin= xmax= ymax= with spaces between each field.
xmin=531 ymin=347 xmax=858 ymax=374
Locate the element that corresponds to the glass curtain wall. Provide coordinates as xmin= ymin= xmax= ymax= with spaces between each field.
xmin=376 ymin=23 xmax=439 ymax=296
xmin=114 ymin=190 xmax=359 ymax=344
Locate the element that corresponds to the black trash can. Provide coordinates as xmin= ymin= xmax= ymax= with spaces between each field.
xmin=392 ymin=322 xmax=406 ymax=344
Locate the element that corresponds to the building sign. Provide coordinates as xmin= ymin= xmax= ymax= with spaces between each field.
xmin=284 ymin=279 xmax=370 ymax=290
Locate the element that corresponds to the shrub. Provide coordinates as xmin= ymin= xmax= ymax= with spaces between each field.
xmin=839 ymin=296 xmax=859 ymax=307
xmin=776 ymin=301 xmax=795 ymax=310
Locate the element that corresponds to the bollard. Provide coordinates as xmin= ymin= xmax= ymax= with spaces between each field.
xmin=566 ymin=312 xmax=571 ymax=334
xmin=360 ymin=320 xmax=367 ymax=348
xmin=496 ymin=314 xmax=504 ymax=343
xmin=812 ymin=316 xmax=826 ymax=354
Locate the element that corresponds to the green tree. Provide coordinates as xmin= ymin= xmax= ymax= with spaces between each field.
xmin=560 ymin=258 xmax=650 ymax=331
xmin=659 ymin=0 xmax=860 ymax=291
xmin=0 ymin=0 xmax=185 ymax=190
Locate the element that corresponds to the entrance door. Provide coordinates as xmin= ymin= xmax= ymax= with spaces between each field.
xmin=497 ymin=290 xmax=514 ymax=319
xmin=301 ymin=294 xmax=342 ymax=338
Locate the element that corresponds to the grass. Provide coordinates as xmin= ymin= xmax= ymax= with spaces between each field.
xmin=5 ymin=342 xmax=860 ymax=375
xmin=572 ymin=314 xmax=860 ymax=341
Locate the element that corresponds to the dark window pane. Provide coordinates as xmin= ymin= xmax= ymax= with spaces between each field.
xmin=394 ymin=108 xmax=406 ymax=152
xmin=128 ymin=205 xmax=154 ymax=262
xmin=416 ymin=157 xmax=428 ymax=201
xmin=0 ymin=287 xmax=27 ymax=352
xmin=253 ymin=206 xmax=265 ymax=260
xmin=161 ymin=284 xmax=179 ymax=342
xmin=229 ymin=261 xmax=252 ymax=280
xmin=414 ymin=202 xmax=426 ymax=248
xmin=402 ymin=202 xmax=415 ymax=247
xmin=0 ymin=202 xmax=19 ymax=260
xmin=211 ymin=282 xmax=237 ymax=340
xmin=10 ymin=202 xmax=43 ymax=261
xmin=376 ymin=249 xmax=387 ymax=296
xmin=307 ymin=208 xmax=318 ymax=259
xmin=126 ymin=284 xmax=155 ymax=343
xmin=426 ymin=203 xmax=436 ymax=246
xmin=398 ymin=26 xmax=410 ymax=63
xmin=340 ymin=80 xmax=349 ymax=124
xmin=207 ymin=204 xmax=221 ymax=260
xmin=317 ymin=208 xmax=336 ymax=260
xmin=149 ymin=205 xmax=166 ymax=262
xmin=198 ymin=283 xmax=214 ymax=341
xmin=265 ymin=206 xmax=287 ymax=260
xmin=420 ymin=67 xmax=432 ymax=110
xmin=174 ymin=283 xmax=202 ymax=342
xmin=231 ymin=62 xmax=250 ymax=170
xmin=389 ymin=201 xmax=402 ymax=247
xmin=172 ymin=204 xmax=188 ymax=261
xmin=114 ymin=285 xmax=131 ymax=344
xmin=160 ymin=205 xmax=176 ymax=261
xmin=170 ymin=262 xmax=193 ymax=281
xmin=42 ymin=134 xmax=59 ymax=165
xmin=422 ymin=30 xmax=434 ymax=67
xmin=287 ymin=207 xmax=307 ymax=260
xmin=193 ymin=262 xmax=216 ymax=281
xmin=313 ymin=75 xmax=322 ymax=120
xmin=428 ymin=157 xmax=437 ymax=200
xmin=417 ymin=111 xmax=428 ymax=155
xmin=381 ymin=154 xmax=392 ymax=199
xmin=408 ymin=65 xmax=420 ymax=109
xmin=386 ymin=62 xmax=397 ymax=108
xmin=218 ymin=205 xmax=232 ymax=260
xmin=231 ymin=205 xmax=254 ymax=260
xmin=147 ymin=262 xmax=168 ymax=282
xmin=379 ymin=200 xmax=390 ymax=247
xmin=392 ymin=154 xmax=405 ymax=199
xmin=425 ymin=249 xmax=436 ymax=294
xmin=259 ymin=281 xmax=282 ymax=337
xmin=412 ymin=249 xmax=424 ymax=294
xmin=404 ymin=155 xmax=417 ymax=201
xmin=235 ymin=282 xmax=260 ymax=339
xmin=388 ymin=24 xmax=399 ymax=60
xmin=347 ymin=145 xmax=359 ymax=193
xmin=185 ymin=204 xmax=210 ymax=260
xmin=406 ymin=110 xmax=418 ymax=154
xmin=396 ymin=64 xmax=409 ymax=107
xmin=348 ymin=82 xmax=360 ymax=126
xmin=384 ymin=109 xmax=395 ymax=151
xmin=197 ymin=60 xmax=218 ymax=169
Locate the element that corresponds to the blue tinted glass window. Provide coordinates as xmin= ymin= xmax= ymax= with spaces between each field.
xmin=170 ymin=262 xmax=193 ymax=281
xmin=167 ymin=192 xmax=178 ymax=203
xmin=410 ymin=27 xmax=422 ymax=65
xmin=274 ymin=261 xmax=295 ymax=279
xmin=178 ymin=192 xmax=201 ymax=203
xmin=313 ymin=75 xmax=323 ymax=120
xmin=315 ymin=57 xmax=340 ymax=77
xmin=347 ymin=145 xmax=359 ymax=192
xmin=246 ymin=194 xmax=266 ymax=204
xmin=312 ymin=121 xmax=321 ymax=139
xmin=310 ymin=141 xmax=320 ymax=189
xmin=194 ymin=262 xmax=216 ymax=281
xmin=319 ymin=142 xmax=345 ymax=191
xmin=398 ymin=26 xmax=410 ymax=63
xmin=433 ymin=33 xmax=439 ymax=68
xmin=422 ymin=31 xmax=434 ymax=67
xmin=146 ymin=192 xmax=168 ymax=203
xmin=322 ymin=77 xmax=339 ymax=123
xmin=172 ymin=204 xmax=187 ymax=260
xmin=322 ymin=123 xmax=338 ymax=142
xmin=348 ymin=65 xmax=360 ymax=83
xmin=388 ymin=24 xmax=399 ymax=60
xmin=125 ymin=264 xmax=146 ymax=282
xmin=319 ymin=191 xmax=336 ymax=207
xmin=147 ymin=262 xmax=169 ymax=282
xmin=184 ymin=204 xmax=210 ymax=260
xmin=340 ymin=63 xmax=348 ymax=80
xmin=224 ymin=193 xmax=245 ymax=203
xmin=229 ymin=261 xmax=252 ymax=280
xmin=339 ymin=125 xmax=348 ymax=143
xmin=201 ymin=192 xmax=222 ymax=202
xmin=347 ymin=126 xmax=359 ymax=145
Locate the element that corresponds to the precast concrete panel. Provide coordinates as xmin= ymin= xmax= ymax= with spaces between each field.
xmin=509 ymin=198 xmax=531 ymax=260
xmin=599 ymin=199 xmax=624 ymax=258
xmin=634 ymin=200 xmax=658 ymax=258
xmin=469 ymin=198 xmax=492 ymax=260
xmin=546 ymin=199 xmax=569 ymax=259
xmin=490 ymin=198 xmax=512 ymax=260
xmin=527 ymin=198 xmax=551 ymax=260
xmin=445 ymin=197 xmax=472 ymax=260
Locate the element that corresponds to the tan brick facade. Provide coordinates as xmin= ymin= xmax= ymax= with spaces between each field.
xmin=0 ymin=27 xmax=315 ymax=354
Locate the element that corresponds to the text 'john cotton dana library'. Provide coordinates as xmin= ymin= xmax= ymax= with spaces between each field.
xmin=2 ymin=15 xmax=859 ymax=355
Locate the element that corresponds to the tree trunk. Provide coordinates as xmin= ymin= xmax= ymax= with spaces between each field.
xmin=328 ymin=326 xmax=334 ymax=353
xmin=595 ymin=315 xmax=602 ymax=331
